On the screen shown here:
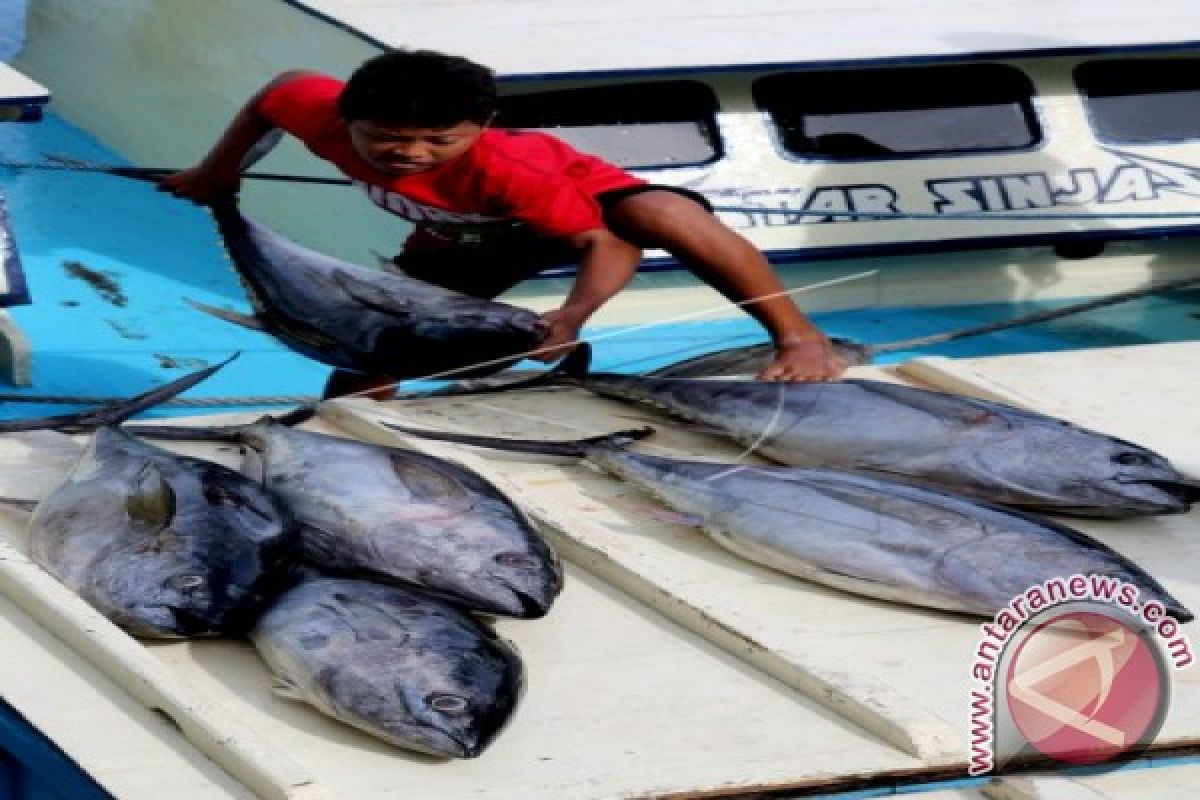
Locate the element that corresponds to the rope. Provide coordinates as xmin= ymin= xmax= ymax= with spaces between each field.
xmin=0 ymin=159 xmax=351 ymax=186
xmin=869 ymin=274 xmax=1200 ymax=355
xmin=0 ymin=394 xmax=319 ymax=407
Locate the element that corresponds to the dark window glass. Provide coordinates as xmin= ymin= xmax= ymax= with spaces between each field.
xmin=496 ymin=81 xmax=721 ymax=169
xmin=1075 ymin=59 xmax=1200 ymax=144
xmin=752 ymin=64 xmax=1040 ymax=160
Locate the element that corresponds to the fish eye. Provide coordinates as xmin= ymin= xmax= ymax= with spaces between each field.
xmin=494 ymin=552 xmax=538 ymax=568
xmin=167 ymin=574 xmax=205 ymax=591
xmin=1114 ymin=452 xmax=1151 ymax=467
xmin=428 ymin=693 xmax=469 ymax=714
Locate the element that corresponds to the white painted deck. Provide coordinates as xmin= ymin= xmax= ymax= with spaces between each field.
xmin=0 ymin=343 xmax=1197 ymax=797
xmin=323 ymin=342 xmax=1200 ymax=767
xmin=290 ymin=0 xmax=1200 ymax=77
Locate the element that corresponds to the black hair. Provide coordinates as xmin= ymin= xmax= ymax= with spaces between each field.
xmin=338 ymin=49 xmax=497 ymax=126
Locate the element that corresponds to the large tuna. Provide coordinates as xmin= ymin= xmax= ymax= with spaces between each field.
xmin=188 ymin=197 xmax=546 ymax=380
xmin=378 ymin=423 xmax=1192 ymax=621
xmin=128 ymin=418 xmax=563 ymax=618
xmin=440 ymin=344 xmax=1200 ymax=518
xmin=0 ymin=358 xmax=298 ymax=637
xmin=253 ymin=573 xmax=525 ymax=758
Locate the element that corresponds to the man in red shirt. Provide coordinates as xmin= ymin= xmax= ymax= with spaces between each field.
xmin=161 ymin=50 xmax=845 ymax=397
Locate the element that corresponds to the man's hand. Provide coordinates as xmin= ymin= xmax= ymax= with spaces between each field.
xmin=157 ymin=164 xmax=242 ymax=204
xmin=759 ymin=335 xmax=846 ymax=382
xmin=530 ymin=306 xmax=589 ymax=363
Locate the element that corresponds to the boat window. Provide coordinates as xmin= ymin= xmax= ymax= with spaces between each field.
xmin=752 ymin=64 xmax=1041 ymax=160
xmin=496 ymin=81 xmax=721 ymax=169
xmin=1074 ymin=59 xmax=1200 ymax=144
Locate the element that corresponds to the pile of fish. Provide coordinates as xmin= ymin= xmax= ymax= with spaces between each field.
xmin=0 ymin=360 xmax=559 ymax=758
xmin=380 ymin=423 xmax=1192 ymax=621
xmin=383 ymin=341 xmax=1195 ymax=622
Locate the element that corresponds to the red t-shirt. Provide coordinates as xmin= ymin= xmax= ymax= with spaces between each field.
xmin=257 ymin=74 xmax=644 ymax=245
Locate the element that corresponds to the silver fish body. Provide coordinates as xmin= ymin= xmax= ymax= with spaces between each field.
xmin=202 ymin=200 xmax=544 ymax=379
xmin=584 ymin=446 xmax=1192 ymax=619
xmin=575 ymin=372 xmax=1200 ymax=518
xmin=133 ymin=420 xmax=563 ymax=618
xmin=252 ymin=575 xmax=525 ymax=758
xmin=29 ymin=427 xmax=296 ymax=637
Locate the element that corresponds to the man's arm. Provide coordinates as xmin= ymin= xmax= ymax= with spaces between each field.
xmin=158 ymin=70 xmax=316 ymax=203
xmin=530 ymin=228 xmax=642 ymax=361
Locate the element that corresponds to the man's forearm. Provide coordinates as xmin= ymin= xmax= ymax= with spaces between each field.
xmin=561 ymin=232 xmax=643 ymax=316
xmin=198 ymin=71 xmax=308 ymax=176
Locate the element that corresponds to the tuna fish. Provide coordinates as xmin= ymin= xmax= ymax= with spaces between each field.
xmin=0 ymin=358 xmax=299 ymax=637
xmin=253 ymin=573 xmax=524 ymax=758
xmin=187 ymin=198 xmax=546 ymax=380
xmin=441 ymin=344 xmax=1200 ymax=518
xmin=127 ymin=418 xmax=563 ymax=618
xmin=377 ymin=424 xmax=1192 ymax=621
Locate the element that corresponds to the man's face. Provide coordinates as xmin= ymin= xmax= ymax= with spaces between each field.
xmin=346 ymin=118 xmax=486 ymax=175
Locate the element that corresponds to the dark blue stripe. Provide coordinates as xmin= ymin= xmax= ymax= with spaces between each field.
xmin=0 ymin=697 xmax=112 ymax=800
xmin=535 ymin=224 xmax=1200 ymax=278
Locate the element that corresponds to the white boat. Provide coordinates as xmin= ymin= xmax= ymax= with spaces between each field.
xmin=12 ymin=0 xmax=1200 ymax=326
xmin=2 ymin=3 xmax=1199 ymax=799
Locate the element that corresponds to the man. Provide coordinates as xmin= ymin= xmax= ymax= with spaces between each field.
xmin=161 ymin=50 xmax=846 ymax=397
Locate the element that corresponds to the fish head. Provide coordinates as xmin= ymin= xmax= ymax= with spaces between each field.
xmin=1057 ymin=435 xmax=1200 ymax=516
xmin=377 ymin=632 xmax=526 ymax=759
xmin=478 ymin=546 xmax=564 ymax=619
xmin=970 ymin=423 xmax=1200 ymax=517
xmin=111 ymin=574 xmax=223 ymax=638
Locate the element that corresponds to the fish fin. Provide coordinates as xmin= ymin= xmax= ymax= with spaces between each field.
xmin=269 ymin=406 xmax=318 ymax=427
xmin=643 ymin=342 xmax=773 ymax=378
xmin=184 ymin=298 xmax=267 ymax=331
xmin=330 ymin=270 xmax=414 ymax=316
xmin=395 ymin=343 xmax=594 ymax=401
xmin=0 ymin=355 xmax=237 ymax=433
xmin=380 ymin=420 xmax=654 ymax=458
xmin=270 ymin=679 xmax=306 ymax=702
xmin=0 ymin=496 xmax=38 ymax=512
xmin=370 ymin=250 xmax=394 ymax=270
xmin=125 ymin=464 xmax=176 ymax=527
xmin=849 ymin=379 xmax=1015 ymax=428
xmin=388 ymin=453 xmax=477 ymax=511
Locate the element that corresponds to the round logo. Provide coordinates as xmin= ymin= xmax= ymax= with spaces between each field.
xmin=1005 ymin=609 xmax=1169 ymax=765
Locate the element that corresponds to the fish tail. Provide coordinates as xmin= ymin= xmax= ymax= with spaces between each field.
xmin=120 ymin=423 xmax=244 ymax=443
xmin=405 ymin=342 xmax=594 ymax=399
xmin=206 ymin=194 xmax=246 ymax=235
xmin=0 ymin=496 xmax=38 ymax=512
xmin=0 ymin=354 xmax=238 ymax=434
xmin=378 ymin=419 xmax=654 ymax=458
